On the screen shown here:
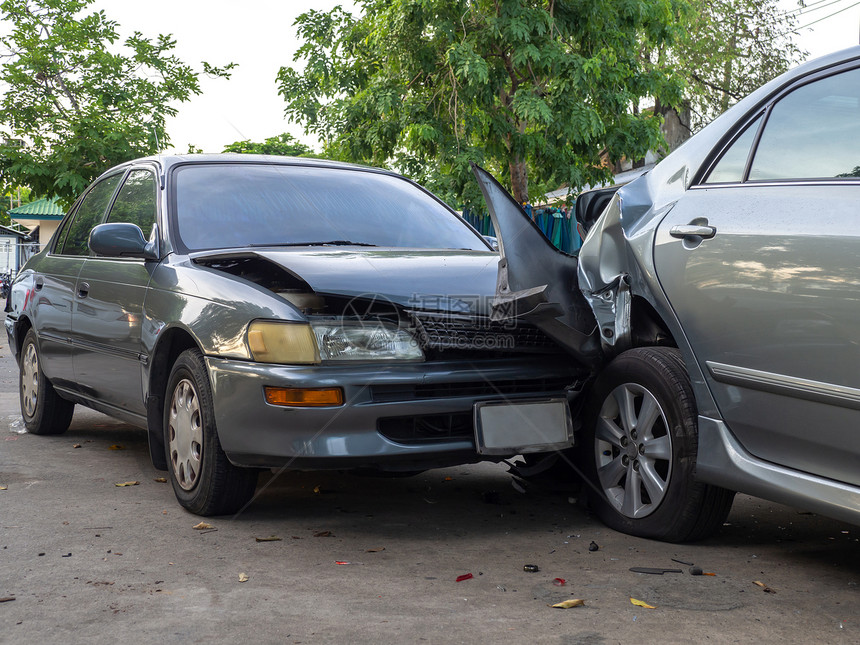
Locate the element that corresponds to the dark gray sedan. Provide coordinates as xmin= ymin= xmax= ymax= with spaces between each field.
xmin=6 ymin=156 xmax=582 ymax=515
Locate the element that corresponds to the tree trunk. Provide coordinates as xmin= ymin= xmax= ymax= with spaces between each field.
xmin=509 ymin=156 xmax=528 ymax=204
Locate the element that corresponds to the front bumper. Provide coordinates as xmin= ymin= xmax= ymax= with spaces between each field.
xmin=206 ymin=355 xmax=583 ymax=469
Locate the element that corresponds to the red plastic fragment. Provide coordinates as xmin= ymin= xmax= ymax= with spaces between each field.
xmin=456 ymin=573 xmax=474 ymax=582
xmin=553 ymin=578 xmax=566 ymax=586
xmin=335 ymin=561 xmax=351 ymax=565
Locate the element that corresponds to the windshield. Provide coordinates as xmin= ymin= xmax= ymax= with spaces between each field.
xmin=172 ymin=163 xmax=487 ymax=252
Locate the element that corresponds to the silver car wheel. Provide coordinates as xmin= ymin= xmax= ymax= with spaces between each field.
xmin=21 ymin=341 xmax=39 ymax=418
xmin=168 ymin=378 xmax=203 ymax=491
xmin=594 ymin=383 xmax=673 ymax=519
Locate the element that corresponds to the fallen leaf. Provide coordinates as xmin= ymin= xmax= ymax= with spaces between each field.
xmin=255 ymin=536 xmax=282 ymax=542
xmin=238 ymin=573 xmax=249 ymax=583
xmin=193 ymin=522 xmax=213 ymax=530
xmin=153 ymin=477 xmax=167 ymax=483
xmin=753 ymin=580 xmax=776 ymax=593
xmin=0 ymin=486 xmax=7 ymax=491
xmin=550 ymin=599 xmax=585 ymax=608
xmin=365 ymin=547 xmax=385 ymax=553
xmin=108 ymin=445 xmax=125 ymax=450
xmin=114 ymin=481 xmax=140 ymax=487
xmin=313 ymin=485 xmax=321 ymax=494
xmin=73 ymin=444 xmax=82 ymax=449
xmin=630 ymin=597 xmax=657 ymax=609
xmin=313 ymin=530 xmax=332 ymax=537
xmin=0 ymin=597 xmax=15 ymax=603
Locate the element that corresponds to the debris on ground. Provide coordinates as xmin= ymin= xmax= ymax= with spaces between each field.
xmin=192 ymin=522 xmax=213 ymax=530
xmin=511 ymin=479 xmax=526 ymax=494
xmin=481 ymin=490 xmax=508 ymax=505
xmin=550 ymin=598 xmax=585 ymax=609
xmin=73 ymin=444 xmax=82 ymax=449
xmin=365 ymin=547 xmax=385 ymax=553
xmin=255 ymin=536 xmax=282 ymax=542
xmin=313 ymin=530 xmax=332 ymax=538
xmin=753 ymin=580 xmax=776 ymax=593
xmin=335 ymin=561 xmax=351 ymax=565
xmin=238 ymin=573 xmax=249 ymax=583
xmin=0 ymin=486 xmax=6 ymax=490
xmin=153 ymin=477 xmax=167 ymax=483
xmin=629 ymin=567 xmax=682 ymax=575
xmin=630 ymin=597 xmax=657 ymax=609
xmin=553 ymin=578 xmax=566 ymax=586
xmin=455 ymin=573 xmax=473 ymax=582
xmin=672 ymin=558 xmax=694 ymax=566
xmin=107 ymin=445 xmax=125 ymax=450
xmin=114 ymin=481 xmax=140 ymax=487
xmin=523 ymin=564 xmax=540 ymax=573
xmin=0 ymin=596 xmax=15 ymax=603
xmin=588 ymin=541 xmax=599 ymax=552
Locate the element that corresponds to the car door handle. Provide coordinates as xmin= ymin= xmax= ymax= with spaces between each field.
xmin=670 ymin=225 xmax=716 ymax=239
xmin=77 ymin=282 xmax=90 ymax=298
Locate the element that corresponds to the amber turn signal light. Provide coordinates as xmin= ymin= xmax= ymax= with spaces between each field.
xmin=264 ymin=387 xmax=344 ymax=407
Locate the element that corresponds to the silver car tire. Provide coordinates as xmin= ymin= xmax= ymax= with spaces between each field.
xmin=19 ymin=329 xmax=75 ymax=435
xmin=163 ymin=348 xmax=258 ymax=516
xmin=580 ymin=347 xmax=735 ymax=542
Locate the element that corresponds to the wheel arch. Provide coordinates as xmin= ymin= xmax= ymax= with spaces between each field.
xmin=145 ymin=326 xmax=204 ymax=470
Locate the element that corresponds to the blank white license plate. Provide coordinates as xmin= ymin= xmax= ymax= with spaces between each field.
xmin=474 ymin=398 xmax=573 ymax=455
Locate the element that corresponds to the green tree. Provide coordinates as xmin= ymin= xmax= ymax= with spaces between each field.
xmin=277 ymin=0 xmax=687 ymax=207
xmin=0 ymin=0 xmax=235 ymax=205
xmin=664 ymin=0 xmax=805 ymax=131
xmin=222 ymin=133 xmax=313 ymax=156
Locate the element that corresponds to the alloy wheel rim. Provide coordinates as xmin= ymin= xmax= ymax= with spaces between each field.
xmin=168 ymin=378 xmax=203 ymax=491
xmin=594 ymin=383 xmax=673 ymax=519
xmin=21 ymin=342 xmax=39 ymax=418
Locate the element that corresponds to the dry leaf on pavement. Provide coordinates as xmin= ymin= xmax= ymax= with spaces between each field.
xmin=193 ymin=522 xmax=213 ymax=530
xmin=550 ymin=599 xmax=585 ymax=609
xmin=630 ymin=597 xmax=657 ymax=609
xmin=238 ymin=573 xmax=249 ymax=583
xmin=114 ymin=481 xmax=140 ymax=487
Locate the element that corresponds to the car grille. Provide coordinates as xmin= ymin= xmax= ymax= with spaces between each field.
xmin=370 ymin=377 xmax=574 ymax=403
xmin=378 ymin=413 xmax=474 ymax=444
xmin=408 ymin=311 xmax=558 ymax=353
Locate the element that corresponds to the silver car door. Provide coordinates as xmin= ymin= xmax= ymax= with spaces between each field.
xmin=653 ymin=66 xmax=860 ymax=486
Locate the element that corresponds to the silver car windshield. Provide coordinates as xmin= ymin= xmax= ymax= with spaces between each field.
xmin=173 ymin=164 xmax=486 ymax=252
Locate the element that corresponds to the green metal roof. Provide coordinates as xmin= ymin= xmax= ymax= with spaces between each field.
xmin=9 ymin=196 xmax=65 ymax=220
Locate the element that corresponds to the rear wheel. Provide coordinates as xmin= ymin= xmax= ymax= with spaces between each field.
xmin=19 ymin=329 xmax=75 ymax=435
xmin=164 ymin=349 xmax=258 ymax=516
xmin=580 ymin=347 xmax=734 ymax=542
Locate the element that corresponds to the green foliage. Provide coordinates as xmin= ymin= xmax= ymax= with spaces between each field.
xmin=277 ymin=0 xmax=687 ymax=207
xmin=0 ymin=0 xmax=235 ymax=205
xmin=222 ymin=133 xmax=313 ymax=157
xmin=664 ymin=0 xmax=805 ymax=130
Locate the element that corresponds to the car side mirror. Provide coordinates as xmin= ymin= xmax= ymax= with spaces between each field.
xmin=89 ymin=222 xmax=159 ymax=260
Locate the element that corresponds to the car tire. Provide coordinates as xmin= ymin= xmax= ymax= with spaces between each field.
xmin=579 ymin=347 xmax=734 ymax=542
xmin=164 ymin=349 xmax=258 ymax=516
xmin=19 ymin=329 xmax=75 ymax=435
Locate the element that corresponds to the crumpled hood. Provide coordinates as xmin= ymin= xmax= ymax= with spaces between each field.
xmin=236 ymin=247 xmax=501 ymax=315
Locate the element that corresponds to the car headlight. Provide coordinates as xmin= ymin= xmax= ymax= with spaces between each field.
xmin=247 ymin=321 xmax=320 ymax=364
xmin=311 ymin=320 xmax=424 ymax=362
xmin=246 ymin=320 xmax=424 ymax=364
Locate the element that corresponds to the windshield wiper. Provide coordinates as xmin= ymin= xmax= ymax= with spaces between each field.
xmin=246 ymin=240 xmax=377 ymax=248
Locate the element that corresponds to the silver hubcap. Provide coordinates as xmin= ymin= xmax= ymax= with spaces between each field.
xmin=168 ymin=378 xmax=203 ymax=491
xmin=21 ymin=342 xmax=39 ymax=418
xmin=595 ymin=383 xmax=672 ymax=519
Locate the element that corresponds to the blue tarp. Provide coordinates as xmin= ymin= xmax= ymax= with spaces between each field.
xmin=463 ymin=204 xmax=581 ymax=254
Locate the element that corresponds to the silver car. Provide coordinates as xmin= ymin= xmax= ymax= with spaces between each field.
xmin=5 ymin=156 xmax=582 ymax=516
xmin=479 ymin=46 xmax=860 ymax=541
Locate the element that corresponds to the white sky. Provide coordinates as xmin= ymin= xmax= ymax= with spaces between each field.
xmin=90 ymin=0 xmax=860 ymax=154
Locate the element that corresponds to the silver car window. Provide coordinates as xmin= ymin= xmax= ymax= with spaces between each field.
xmin=749 ymin=67 xmax=860 ymax=181
xmin=704 ymin=114 xmax=762 ymax=184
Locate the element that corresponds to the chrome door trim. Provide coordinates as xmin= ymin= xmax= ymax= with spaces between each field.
xmin=707 ymin=361 xmax=860 ymax=411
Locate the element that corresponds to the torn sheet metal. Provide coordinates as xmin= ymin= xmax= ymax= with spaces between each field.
xmin=470 ymin=163 xmax=601 ymax=365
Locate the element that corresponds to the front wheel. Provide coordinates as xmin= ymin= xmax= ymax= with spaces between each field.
xmin=579 ymin=347 xmax=734 ymax=542
xmin=19 ymin=329 xmax=75 ymax=435
xmin=164 ymin=349 xmax=258 ymax=516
